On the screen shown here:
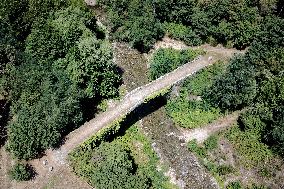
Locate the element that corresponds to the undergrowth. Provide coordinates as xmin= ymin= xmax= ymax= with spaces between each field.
xmin=69 ymin=123 xmax=174 ymax=189
xmin=166 ymin=62 xmax=226 ymax=129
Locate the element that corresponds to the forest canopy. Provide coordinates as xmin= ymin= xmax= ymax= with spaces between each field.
xmin=0 ymin=0 xmax=121 ymax=159
xmin=97 ymin=0 xmax=283 ymax=51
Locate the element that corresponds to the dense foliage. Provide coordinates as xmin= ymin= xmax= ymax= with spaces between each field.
xmin=97 ymin=0 xmax=283 ymax=51
xmin=9 ymin=163 xmax=33 ymax=181
xmin=97 ymin=0 xmax=164 ymax=52
xmin=166 ymin=61 xmax=226 ymax=129
xmin=0 ymin=1 xmax=121 ymax=159
xmin=70 ymin=125 xmax=172 ymax=189
xmin=205 ymin=16 xmax=284 ymax=155
xmin=149 ymin=48 xmax=202 ymax=80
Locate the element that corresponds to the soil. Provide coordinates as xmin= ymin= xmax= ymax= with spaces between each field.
xmin=179 ymin=111 xmax=241 ymax=144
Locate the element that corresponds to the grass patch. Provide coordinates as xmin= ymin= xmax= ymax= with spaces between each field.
xmin=166 ymin=97 xmax=221 ymax=129
xmin=149 ymin=48 xmax=204 ymax=80
xmin=224 ymin=125 xmax=273 ymax=168
xmin=166 ymin=61 xmax=226 ymax=129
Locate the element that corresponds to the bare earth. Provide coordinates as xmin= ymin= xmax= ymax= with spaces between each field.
xmin=179 ymin=111 xmax=241 ymax=144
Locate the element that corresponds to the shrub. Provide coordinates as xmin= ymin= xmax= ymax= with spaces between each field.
xmin=204 ymin=135 xmax=218 ymax=151
xmin=163 ymin=22 xmax=202 ymax=46
xmin=182 ymin=61 xmax=226 ymax=96
xmin=150 ymin=48 xmax=202 ymax=80
xmin=226 ymin=181 xmax=242 ymax=189
xmin=188 ymin=139 xmax=207 ymax=158
xmin=9 ymin=163 xmax=33 ymax=181
xmin=167 ymin=98 xmax=221 ymax=129
xmin=98 ymin=0 xmax=164 ymax=52
xmin=204 ymin=55 xmax=257 ymax=111
xmin=216 ymin=164 xmax=234 ymax=175
xmin=225 ymin=126 xmax=273 ymax=167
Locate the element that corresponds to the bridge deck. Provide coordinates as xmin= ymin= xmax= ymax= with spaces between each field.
xmin=53 ymin=56 xmax=214 ymax=162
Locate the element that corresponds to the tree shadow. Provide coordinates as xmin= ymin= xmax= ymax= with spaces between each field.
xmin=102 ymin=94 xmax=168 ymax=144
xmin=0 ymin=100 xmax=10 ymax=147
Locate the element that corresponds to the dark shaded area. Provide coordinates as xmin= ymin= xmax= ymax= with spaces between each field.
xmin=0 ymin=100 xmax=10 ymax=147
xmin=26 ymin=164 xmax=37 ymax=181
xmin=277 ymin=0 xmax=284 ymax=17
xmin=85 ymin=17 xmax=106 ymax=40
xmin=104 ymin=94 xmax=168 ymax=143
xmin=80 ymin=94 xmax=168 ymax=150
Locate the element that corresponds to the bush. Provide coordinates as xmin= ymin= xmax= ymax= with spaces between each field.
xmin=225 ymin=126 xmax=273 ymax=167
xmin=226 ymin=181 xmax=242 ymax=189
xmin=182 ymin=61 xmax=226 ymax=96
xmin=88 ymin=142 xmax=150 ymax=189
xmin=163 ymin=22 xmax=202 ymax=46
xmin=204 ymin=135 xmax=218 ymax=151
xmin=188 ymin=139 xmax=207 ymax=158
xmin=98 ymin=0 xmax=164 ymax=52
xmin=150 ymin=48 xmax=202 ymax=80
xmin=9 ymin=163 xmax=33 ymax=181
xmin=167 ymin=97 xmax=221 ymax=129
xmin=204 ymin=55 xmax=257 ymax=111
xmin=216 ymin=164 xmax=234 ymax=175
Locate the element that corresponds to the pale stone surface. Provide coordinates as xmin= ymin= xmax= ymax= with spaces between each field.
xmin=84 ymin=0 xmax=96 ymax=6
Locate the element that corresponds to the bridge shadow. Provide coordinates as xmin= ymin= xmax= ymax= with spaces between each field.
xmin=100 ymin=94 xmax=168 ymax=144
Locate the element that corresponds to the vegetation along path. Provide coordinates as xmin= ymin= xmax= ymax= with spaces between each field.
xmin=58 ymin=50 xmax=234 ymax=156
xmin=53 ymin=52 xmax=235 ymax=164
xmin=17 ymin=45 xmax=241 ymax=189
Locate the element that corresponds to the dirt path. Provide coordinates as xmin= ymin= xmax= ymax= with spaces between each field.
xmin=179 ymin=111 xmax=241 ymax=143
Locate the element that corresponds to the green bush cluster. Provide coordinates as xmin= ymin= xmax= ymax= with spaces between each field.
xmin=97 ymin=0 xmax=164 ymax=52
xmin=225 ymin=126 xmax=273 ymax=167
xmin=187 ymin=139 xmax=207 ymax=158
xmin=70 ymin=124 xmax=172 ymax=189
xmin=205 ymin=16 xmax=284 ymax=155
xmin=0 ymin=1 xmax=121 ymax=159
xmin=9 ymin=163 xmax=33 ymax=181
xmin=166 ymin=61 xmax=225 ymax=129
xmin=226 ymin=181 xmax=242 ymax=189
xmin=149 ymin=48 xmax=202 ymax=80
xmin=163 ymin=22 xmax=202 ymax=46
xmin=183 ymin=61 xmax=226 ymax=96
xmin=204 ymin=135 xmax=218 ymax=151
xmin=97 ymin=0 xmax=283 ymax=51
xmin=74 ymin=142 xmax=150 ymax=189
xmin=167 ymin=98 xmax=221 ymax=129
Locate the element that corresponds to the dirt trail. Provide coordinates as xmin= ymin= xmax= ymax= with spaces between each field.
xmin=179 ymin=111 xmax=241 ymax=143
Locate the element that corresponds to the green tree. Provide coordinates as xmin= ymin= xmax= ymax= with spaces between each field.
xmin=204 ymin=55 xmax=257 ymax=110
xmin=71 ymin=142 xmax=150 ymax=189
xmin=9 ymin=163 xmax=33 ymax=181
xmin=6 ymin=59 xmax=83 ymax=159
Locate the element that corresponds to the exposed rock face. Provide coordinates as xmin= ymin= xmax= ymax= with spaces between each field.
xmin=84 ymin=0 xmax=96 ymax=6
